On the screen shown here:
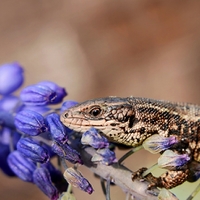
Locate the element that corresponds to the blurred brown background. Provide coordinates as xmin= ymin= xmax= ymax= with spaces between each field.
xmin=0 ymin=0 xmax=200 ymax=200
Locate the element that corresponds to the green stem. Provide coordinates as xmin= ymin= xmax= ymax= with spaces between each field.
xmin=118 ymin=146 xmax=143 ymax=164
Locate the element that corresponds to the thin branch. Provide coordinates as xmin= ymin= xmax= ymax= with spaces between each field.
xmin=79 ymin=146 xmax=163 ymax=200
xmin=186 ymin=183 xmax=200 ymax=200
xmin=106 ymin=178 xmax=111 ymax=200
xmin=100 ymin=178 xmax=107 ymax=195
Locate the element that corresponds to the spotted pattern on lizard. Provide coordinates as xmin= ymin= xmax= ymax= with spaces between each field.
xmin=60 ymin=96 xmax=200 ymax=189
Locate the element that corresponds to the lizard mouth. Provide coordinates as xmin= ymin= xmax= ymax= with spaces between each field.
xmin=61 ymin=116 xmax=107 ymax=128
xmin=60 ymin=112 xmax=119 ymax=135
xmin=60 ymin=111 xmax=104 ymax=132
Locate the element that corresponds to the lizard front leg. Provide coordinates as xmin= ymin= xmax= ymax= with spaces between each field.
xmin=132 ymin=168 xmax=189 ymax=189
xmin=132 ymin=146 xmax=191 ymax=189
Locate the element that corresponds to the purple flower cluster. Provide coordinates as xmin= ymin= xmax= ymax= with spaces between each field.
xmin=0 ymin=62 xmax=118 ymax=199
xmin=2 ymin=62 xmax=193 ymax=199
xmin=0 ymin=63 xmax=79 ymax=198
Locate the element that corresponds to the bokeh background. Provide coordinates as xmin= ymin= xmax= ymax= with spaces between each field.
xmin=0 ymin=0 xmax=200 ymax=199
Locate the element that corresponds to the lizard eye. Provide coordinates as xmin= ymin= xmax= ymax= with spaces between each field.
xmin=89 ymin=107 xmax=102 ymax=117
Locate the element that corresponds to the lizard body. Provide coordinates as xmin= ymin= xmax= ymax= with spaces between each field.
xmin=60 ymin=97 xmax=200 ymax=189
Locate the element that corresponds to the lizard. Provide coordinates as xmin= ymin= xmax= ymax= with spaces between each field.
xmin=60 ymin=96 xmax=200 ymax=189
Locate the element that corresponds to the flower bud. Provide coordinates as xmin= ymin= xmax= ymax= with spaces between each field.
xmin=41 ymin=142 xmax=56 ymax=158
xmin=0 ymin=143 xmax=15 ymax=176
xmin=7 ymin=150 xmax=36 ymax=182
xmin=33 ymin=167 xmax=59 ymax=200
xmin=81 ymin=127 xmax=109 ymax=149
xmin=0 ymin=62 xmax=24 ymax=95
xmin=91 ymin=148 xmax=117 ymax=165
xmin=63 ymin=167 xmax=93 ymax=194
xmin=46 ymin=113 xmax=68 ymax=144
xmin=60 ymin=100 xmax=78 ymax=113
xmin=0 ymin=111 xmax=15 ymax=129
xmin=21 ymin=105 xmax=50 ymax=115
xmin=38 ymin=81 xmax=67 ymax=104
xmin=42 ymin=162 xmax=68 ymax=193
xmin=51 ymin=142 xmax=83 ymax=164
xmin=0 ymin=127 xmax=21 ymax=146
xmin=17 ymin=138 xmax=50 ymax=163
xmin=158 ymin=150 xmax=190 ymax=170
xmin=143 ymin=134 xmax=178 ymax=154
xmin=15 ymin=110 xmax=48 ymax=136
xmin=0 ymin=95 xmax=20 ymax=112
xmin=20 ymin=84 xmax=57 ymax=106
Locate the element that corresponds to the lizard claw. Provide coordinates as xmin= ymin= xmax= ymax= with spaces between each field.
xmin=132 ymin=167 xmax=160 ymax=189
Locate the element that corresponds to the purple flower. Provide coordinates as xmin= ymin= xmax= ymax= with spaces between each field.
xmin=14 ymin=110 xmax=48 ymax=136
xmin=60 ymin=100 xmax=78 ymax=113
xmin=0 ymin=95 xmax=20 ymax=112
xmin=91 ymin=148 xmax=117 ymax=165
xmin=0 ymin=143 xmax=16 ymax=176
xmin=0 ymin=128 xmax=21 ymax=158
xmin=46 ymin=113 xmax=68 ymax=144
xmin=0 ymin=127 xmax=21 ymax=146
xmin=0 ymin=62 xmax=24 ymax=95
xmin=33 ymin=167 xmax=59 ymax=200
xmin=143 ymin=134 xmax=178 ymax=154
xmin=17 ymin=137 xmax=50 ymax=163
xmin=81 ymin=127 xmax=109 ymax=149
xmin=0 ymin=111 xmax=15 ymax=129
xmin=42 ymin=162 xmax=68 ymax=193
xmin=38 ymin=81 xmax=67 ymax=104
xmin=51 ymin=142 xmax=83 ymax=164
xmin=20 ymin=84 xmax=57 ymax=106
xmin=158 ymin=150 xmax=190 ymax=170
xmin=20 ymin=105 xmax=50 ymax=115
xmin=63 ymin=167 xmax=93 ymax=194
xmin=0 ymin=127 xmax=11 ymax=144
xmin=0 ymin=126 xmax=21 ymax=176
xmin=7 ymin=150 xmax=36 ymax=182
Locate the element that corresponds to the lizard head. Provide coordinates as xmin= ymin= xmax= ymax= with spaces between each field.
xmin=60 ymin=97 xmax=135 ymax=144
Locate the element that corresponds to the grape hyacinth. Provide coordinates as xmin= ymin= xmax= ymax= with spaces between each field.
xmin=17 ymin=137 xmax=50 ymax=163
xmin=0 ymin=62 xmax=24 ymax=95
xmin=0 ymin=62 xmax=191 ymax=200
xmin=63 ymin=167 xmax=93 ymax=194
xmin=81 ymin=127 xmax=109 ymax=149
xmin=33 ymin=167 xmax=59 ymax=200
xmin=7 ymin=150 xmax=37 ymax=182
xmin=0 ymin=62 xmax=119 ymax=200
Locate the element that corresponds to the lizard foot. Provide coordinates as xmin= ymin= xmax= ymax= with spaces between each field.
xmin=132 ymin=168 xmax=189 ymax=189
xmin=132 ymin=167 xmax=148 ymax=182
xmin=132 ymin=167 xmax=160 ymax=189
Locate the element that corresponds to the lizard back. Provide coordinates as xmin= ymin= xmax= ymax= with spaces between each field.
xmin=61 ymin=96 xmax=200 ymax=161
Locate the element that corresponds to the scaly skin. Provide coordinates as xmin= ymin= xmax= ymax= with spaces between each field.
xmin=60 ymin=96 xmax=200 ymax=189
